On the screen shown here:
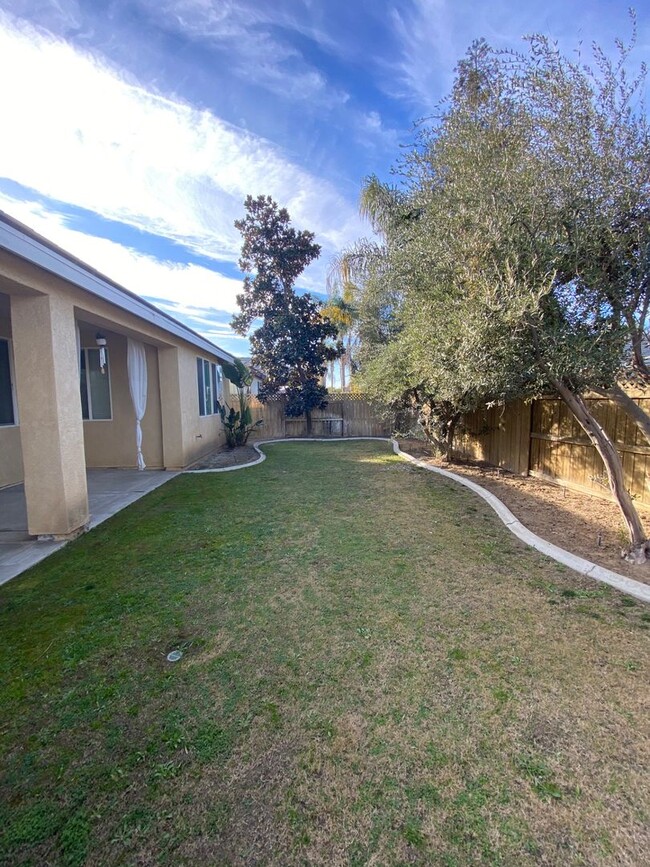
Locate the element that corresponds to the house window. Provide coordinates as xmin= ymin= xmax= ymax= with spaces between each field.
xmin=80 ymin=348 xmax=112 ymax=420
xmin=0 ymin=338 xmax=16 ymax=425
xmin=197 ymin=358 xmax=222 ymax=416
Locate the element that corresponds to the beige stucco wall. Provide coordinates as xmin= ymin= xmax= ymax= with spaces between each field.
xmin=178 ymin=346 xmax=226 ymax=467
xmin=0 ymin=248 xmax=230 ymax=483
xmin=0 ymin=426 xmax=22 ymax=488
xmin=0 ymin=295 xmax=23 ymax=488
xmin=79 ymin=326 xmax=164 ymax=469
xmin=11 ymin=291 xmax=89 ymax=536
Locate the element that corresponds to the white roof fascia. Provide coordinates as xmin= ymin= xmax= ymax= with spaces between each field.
xmin=0 ymin=219 xmax=235 ymax=364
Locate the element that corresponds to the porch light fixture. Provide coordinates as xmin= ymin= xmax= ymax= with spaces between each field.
xmin=95 ymin=333 xmax=107 ymax=374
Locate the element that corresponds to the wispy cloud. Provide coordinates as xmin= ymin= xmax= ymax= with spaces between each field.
xmin=132 ymin=0 xmax=349 ymax=108
xmin=4 ymin=0 xmax=83 ymax=32
xmin=354 ymin=110 xmax=404 ymax=153
xmin=0 ymin=12 xmax=364 ymax=280
xmin=0 ymin=192 xmax=243 ymax=321
xmin=386 ymin=0 xmax=459 ymax=114
xmin=385 ymin=0 xmax=650 ymax=115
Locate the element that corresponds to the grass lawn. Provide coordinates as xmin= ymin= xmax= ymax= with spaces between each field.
xmin=1 ymin=441 xmax=649 ymax=866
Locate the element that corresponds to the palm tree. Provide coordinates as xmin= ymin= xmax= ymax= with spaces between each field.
xmin=324 ymin=175 xmax=411 ymax=390
xmin=322 ymin=289 xmax=357 ymax=390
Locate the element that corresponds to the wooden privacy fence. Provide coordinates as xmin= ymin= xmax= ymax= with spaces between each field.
xmin=455 ymin=392 xmax=650 ymax=506
xmin=246 ymin=389 xmax=650 ymax=506
xmin=249 ymin=394 xmax=391 ymax=440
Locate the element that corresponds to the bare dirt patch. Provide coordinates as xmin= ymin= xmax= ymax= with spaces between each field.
xmin=399 ymin=438 xmax=650 ymax=585
xmin=188 ymin=444 xmax=259 ymax=470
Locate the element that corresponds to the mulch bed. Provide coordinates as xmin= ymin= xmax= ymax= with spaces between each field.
xmin=188 ymin=445 xmax=259 ymax=470
xmin=398 ymin=438 xmax=650 ymax=585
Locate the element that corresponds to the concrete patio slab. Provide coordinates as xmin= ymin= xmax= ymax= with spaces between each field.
xmin=0 ymin=469 xmax=179 ymax=585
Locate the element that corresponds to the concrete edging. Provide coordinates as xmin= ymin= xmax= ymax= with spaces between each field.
xmin=186 ymin=436 xmax=650 ymax=604
xmin=184 ymin=437 xmax=387 ymax=474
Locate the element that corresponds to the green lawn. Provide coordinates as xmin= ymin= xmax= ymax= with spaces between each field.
xmin=1 ymin=441 xmax=648 ymax=866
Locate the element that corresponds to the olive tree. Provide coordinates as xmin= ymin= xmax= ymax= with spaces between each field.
xmin=349 ymin=28 xmax=650 ymax=560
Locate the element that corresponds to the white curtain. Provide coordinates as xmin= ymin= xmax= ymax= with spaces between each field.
xmin=127 ymin=338 xmax=147 ymax=470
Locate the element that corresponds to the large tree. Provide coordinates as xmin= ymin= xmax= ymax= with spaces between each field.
xmin=509 ymin=26 xmax=650 ymax=445
xmin=233 ymin=195 xmax=341 ymax=433
xmin=348 ymin=27 xmax=650 ymax=560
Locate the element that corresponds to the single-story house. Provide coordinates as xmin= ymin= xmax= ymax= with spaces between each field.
xmin=0 ymin=211 xmax=234 ymax=540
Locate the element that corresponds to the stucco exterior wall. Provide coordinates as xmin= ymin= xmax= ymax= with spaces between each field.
xmin=0 ymin=248 xmax=230 ymax=482
xmin=0 ymin=297 xmax=23 ymax=488
xmin=11 ymin=291 xmax=89 ymax=535
xmin=79 ymin=326 xmax=164 ymax=469
xmin=178 ymin=346 xmax=226 ymax=467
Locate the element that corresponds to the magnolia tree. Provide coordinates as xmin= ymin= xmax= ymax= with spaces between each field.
xmin=347 ymin=24 xmax=650 ymax=560
xmin=233 ymin=195 xmax=342 ymax=433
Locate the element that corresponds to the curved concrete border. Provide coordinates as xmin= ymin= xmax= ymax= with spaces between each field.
xmin=186 ymin=437 xmax=650 ymax=604
xmin=391 ymin=441 xmax=650 ymax=604
xmin=185 ymin=437 xmax=388 ymax=474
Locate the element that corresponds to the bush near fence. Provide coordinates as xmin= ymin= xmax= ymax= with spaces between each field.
xmin=455 ymin=389 xmax=650 ymax=506
xmin=249 ymin=394 xmax=392 ymax=440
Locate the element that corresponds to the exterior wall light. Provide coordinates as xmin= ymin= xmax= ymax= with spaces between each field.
xmin=95 ymin=333 xmax=107 ymax=373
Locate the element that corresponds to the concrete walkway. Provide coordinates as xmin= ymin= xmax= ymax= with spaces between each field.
xmin=0 ymin=469 xmax=178 ymax=585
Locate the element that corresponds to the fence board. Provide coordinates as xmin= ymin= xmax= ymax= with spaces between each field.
xmin=455 ymin=400 xmax=531 ymax=475
xmin=455 ymin=390 xmax=650 ymax=506
xmin=248 ymin=395 xmax=391 ymax=440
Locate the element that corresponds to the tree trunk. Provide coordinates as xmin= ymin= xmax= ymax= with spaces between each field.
xmin=624 ymin=310 xmax=650 ymax=378
xmin=347 ymin=333 xmax=353 ymax=389
xmin=595 ymin=383 xmax=650 ymax=449
xmin=551 ymin=377 xmax=649 ymax=562
xmin=340 ymin=353 xmax=346 ymax=391
xmin=418 ymin=400 xmax=459 ymax=462
xmin=443 ymin=412 xmax=461 ymax=462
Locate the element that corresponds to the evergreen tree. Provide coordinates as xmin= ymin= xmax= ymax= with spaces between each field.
xmin=233 ymin=195 xmax=342 ymax=432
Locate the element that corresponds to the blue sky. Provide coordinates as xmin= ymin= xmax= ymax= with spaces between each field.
xmin=1 ymin=1 xmax=648 ymax=355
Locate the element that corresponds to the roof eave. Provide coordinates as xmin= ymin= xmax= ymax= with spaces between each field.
xmin=0 ymin=213 xmax=235 ymax=364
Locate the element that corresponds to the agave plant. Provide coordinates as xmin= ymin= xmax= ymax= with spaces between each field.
xmin=217 ymin=358 xmax=263 ymax=448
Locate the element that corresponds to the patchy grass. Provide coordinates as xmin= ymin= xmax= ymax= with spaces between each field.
xmin=1 ymin=441 xmax=648 ymax=866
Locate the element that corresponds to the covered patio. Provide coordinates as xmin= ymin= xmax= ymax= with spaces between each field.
xmin=0 ymin=468 xmax=178 ymax=584
xmin=0 ymin=211 xmax=234 ymax=564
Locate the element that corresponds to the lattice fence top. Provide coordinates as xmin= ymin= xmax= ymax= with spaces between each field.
xmin=259 ymin=392 xmax=373 ymax=402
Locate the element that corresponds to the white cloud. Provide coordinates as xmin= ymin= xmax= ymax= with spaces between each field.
xmin=386 ymin=0 xmax=650 ymax=116
xmin=134 ymin=0 xmax=347 ymax=105
xmin=355 ymin=110 xmax=403 ymax=152
xmin=387 ymin=0 xmax=458 ymax=113
xmin=0 ymin=193 xmax=244 ymax=322
xmin=0 ymin=12 xmax=364 ymax=279
xmin=139 ymin=0 xmax=349 ymax=109
xmin=3 ymin=0 xmax=83 ymax=31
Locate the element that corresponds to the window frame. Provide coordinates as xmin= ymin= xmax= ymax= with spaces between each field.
xmin=197 ymin=357 xmax=223 ymax=417
xmin=80 ymin=346 xmax=113 ymax=421
xmin=0 ymin=337 xmax=18 ymax=427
